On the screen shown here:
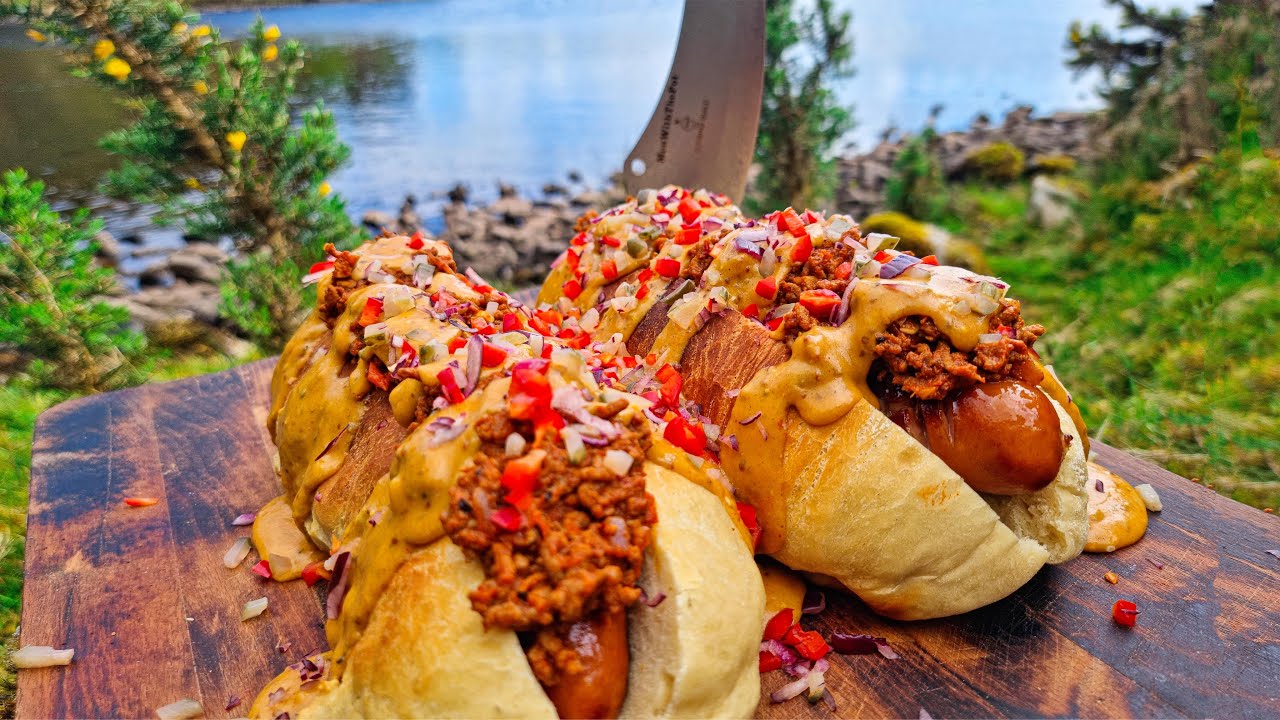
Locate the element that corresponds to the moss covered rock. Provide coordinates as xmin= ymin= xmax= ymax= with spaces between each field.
xmin=1030 ymin=154 xmax=1078 ymax=175
xmin=859 ymin=211 xmax=988 ymax=272
xmin=961 ymin=142 xmax=1026 ymax=183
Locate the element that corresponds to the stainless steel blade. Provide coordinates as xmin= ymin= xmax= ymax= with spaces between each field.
xmin=622 ymin=0 xmax=765 ymax=202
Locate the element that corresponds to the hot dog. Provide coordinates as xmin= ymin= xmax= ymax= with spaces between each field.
xmin=536 ymin=187 xmax=1090 ymax=619
xmin=254 ymin=235 xmax=765 ymax=718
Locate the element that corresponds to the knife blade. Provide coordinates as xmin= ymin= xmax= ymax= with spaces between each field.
xmin=621 ymin=0 xmax=765 ymax=202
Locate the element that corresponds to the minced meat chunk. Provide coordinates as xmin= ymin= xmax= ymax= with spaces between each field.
xmin=441 ymin=410 xmax=656 ymax=684
xmin=871 ymin=299 xmax=1044 ymax=400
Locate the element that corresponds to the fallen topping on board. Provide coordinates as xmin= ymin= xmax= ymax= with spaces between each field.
xmin=1112 ymin=599 xmax=1140 ymax=628
xmin=11 ymin=645 xmax=74 ymax=668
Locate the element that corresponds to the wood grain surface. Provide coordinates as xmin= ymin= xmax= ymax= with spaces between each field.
xmin=17 ymin=359 xmax=1280 ymax=719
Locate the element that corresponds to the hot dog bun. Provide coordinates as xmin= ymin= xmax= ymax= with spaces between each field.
xmin=537 ymin=186 xmax=1090 ymax=619
xmin=257 ymin=235 xmax=764 ymax=717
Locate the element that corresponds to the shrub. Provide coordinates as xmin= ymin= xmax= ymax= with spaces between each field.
xmin=960 ymin=142 xmax=1026 ymax=183
xmin=884 ymin=128 xmax=947 ymax=221
xmin=1030 ymin=154 xmax=1078 ymax=175
xmin=6 ymin=1 xmax=360 ymax=349
xmin=0 ymin=169 xmax=145 ymax=390
xmin=750 ymin=0 xmax=855 ymax=212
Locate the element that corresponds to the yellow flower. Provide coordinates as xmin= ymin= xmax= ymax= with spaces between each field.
xmin=191 ymin=24 xmax=211 ymax=38
xmin=263 ymin=25 xmax=281 ymax=42
xmin=318 ymin=181 xmax=332 ymax=197
xmin=25 ymin=29 xmax=47 ymax=43
xmin=225 ymin=130 xmax=247 ymax=152
xmin=193 ymin=80 xmax=209 ymax=95
xmin=262 ymin=44 xmax=279 ymax=62
xmin=93 ymin=39 xmax=115 ymax=60
xmin=103 ymin=57 xmax=132 ymax=81
xmin=172 ymin=22 xmax=188 ymax=35
xmin=184 ymin=177 xmax=203 ymax=190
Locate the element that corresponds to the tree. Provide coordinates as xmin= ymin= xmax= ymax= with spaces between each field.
xmin=5 ymin=0 xmax=360 ymax=348
xmin=749 ymin=0 xmax=854 ymax=213
xmin=0 ymin=170 xmax=145 ymax=390
xmin=1068 ymin=0 xmax=1280 ymax=179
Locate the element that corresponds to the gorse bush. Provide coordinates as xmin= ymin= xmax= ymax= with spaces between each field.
xmin=750 ymin=0 xmax=854 ymax=213
xmin=6 ymin=0 xmax=360 ymax=349
xmin=0 ymin=169 xmax=145 ymax=391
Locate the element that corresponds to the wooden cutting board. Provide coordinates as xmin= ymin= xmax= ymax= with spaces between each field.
xmin=17 ymin=359 xmax=1280 ymax=719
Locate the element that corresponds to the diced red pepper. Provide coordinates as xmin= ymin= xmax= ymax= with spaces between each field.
xmin=501 ymin=449 xmax=545 ymax=506
xmin=251 ymin=560 xmax=272 ymax=578
xmin=1112 ymin=599 xmax=1139 ymax=628
xmin=601 ymin=258 xmax=619 ymax=281
xmin=655 ymin=363 xmax=678 ymax=383
xmin=741 ymin=303 xmax=760 ymax=320
xmin=408 ymin=231 xmax=425 ymax=250
xmin=763 ymin=608 xmax=793 ymax=641
xmin=124 ymin=497 xmax=158 ymax=508
xmin=563 ymin=278 xmax=583 ymax=300
xmin=920 ymin=255 xmax=939 ymax=265
xmin=502 ymin=312 xmax=524 ymax=332
xmin=659 ymin=373 xmax=682 ymax=408
xmin=490 ymin=507 xmax=524 ymax=532
xmin=308 ymin=260 xmax=334 ymax=274
xmin=874 ymin=250 xmax=892 ymax=263
xmin=535 ymin=308 xmax=562 ymax=326
xmin=476 ymin=322 xmax=496 ymax=336
xmin=798 ymin=289 xmax=842 ymax=319
xmin=801 ymin=209 xmax=820 ymax=224
xmin=301 ymin=561 xmax=330 ymax=587
xmin=788 ymin=628 xmax=830 ymax=660
xmin=655 ymin=257 xmax=681 ymax=278
xmin=677 ymin=196 xmax=701 ymax=224
xmin=508 ymin=359 xmax=554 ymax=424
xmin=790 ymin=233 xmax=813 ymax=264
xmin=366 ymin=360 xmax=391 ymax=391
xmin=358 ymin=296 xmax=383 ymax=326
xmin=663 ymin=416 xmax=706 ymax=455
xmin=480 ymin=343 xmax=508 ymax=368
xmin=676 ymin=223 xmax=701 ymax=245
xmin=779 ymin=208 xmax=807 ymax=238
xmin=759 ymin=651 xmax=783 ymax=673
xmin=565 ymin=333 xmax=592 ymax=350
xmin=737 ymin=501 xmax=762 ymax=550
xmin=600 ymin=235 xmax=621 ymax=248
xmin=637 ymin=268 xmax=654 ymax=283
xmin=636 ymin=283 xmax=650 ymax=300
xmin=529 ymin=316 xmax=551 ymax=336
xmin=835 ymin=261 xmax=853 ymax=279
xmin=397 ymin=342 xmax=418 ymax=369
xmin=448 ymin=336 xmax=468 ymax=353
xmin=755 ymin=276 xmax=778 ymax=300
xmin=437 ymin=366 xmax=465 ymax=404
xmin=571 ymin=232 xmax=588 ymax=247
xmin=767 ymin=316 xmax=785 ymax=331
xmin=566 ymin=249 xmax=581 ymax=272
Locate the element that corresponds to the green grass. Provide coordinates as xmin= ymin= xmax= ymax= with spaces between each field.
xmin=938 ymin=151 xmax=1280 ymax=509
xmin=0 ymin=350 xmax=258 ymax=716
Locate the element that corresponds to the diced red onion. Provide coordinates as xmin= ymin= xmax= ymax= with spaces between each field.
xmin=765 ymin=303 xmax=795 ymax=322
xmin=241 ymin=597 xmax=269 ymax=621
xmin=760 ymin=246 xmax=777 ymax=276
xmin=464 ymin=335 xmax=483 ymax=395
xmin=639 ymin=587 xmax=666 ymax=607
xmin=771 ymin=676 xmax=810 ymax=703
xmin=231 ymin=512 xmax=256 ymax=526
xmin=739 ymin=411 xmax=762 ymax=425
xmin=315 ymin=426 xmax=347 ymax=461
xmin=829 ymin=632 xmax=899 ymax=659
xmin=412 ymin=259 xmax=436 ymax=288
xmin=426 ymin=415 xmax=467 ymax=447
xmin=268 ymin=688 xmax=286 ymax=705
xmin=978 ymin=333 xmax=1004 ymax=343
xmin=735 ymin=236 xmax=763 ymax=259
xmin=879 ymin=254 xmax=921 ymax=279
xmin=726 ymin=388 xmax=740 ymax=398
xmin=822 ymin=688 xmax=837 ymax=711
xmin=505 ymin=432 xmax=527 ymax=457
xmin=223 ymin=538 xmax=251 ymax=569
xmin=368 ymin=509 xmax=383 ymax=526
xmin=225 ymin=695 xmax=242 ymax=711
xmin=326 ymin=551 xmax=353 ymax=620
xmin=757 ymin=423 xmax=768 ymax=441
xmin=301 ymin=269 xmax=329 ymax=286
xmin=834 ymin=277 xmax=859 ymax=326
xmin=603 ymin=449 xmax=634 ymax=476
xmin=720 ymin=434 xmax=739 ymax=452
xmin=464 ymin=267 xmax=487 ymax=287
xmin=761 ymin=639 xmax=798 ymax=666
xmin=155 ymin=698 xmax=204 ymax=720
xmin=802 ymin=589 xmax=826 ymax=615
xmin=920 ymin=709 xmax=934 ymax=720
xmin=11 ymin=646 xmax=74 ymax=668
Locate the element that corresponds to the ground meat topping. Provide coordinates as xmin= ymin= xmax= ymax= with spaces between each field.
xmin=441 ymin=409 xmax=655 ymax=685
xmin=872 ymin=299 xmax=1045 ymax=400
xmin=319 ymin=240 xmax=455 ymax=325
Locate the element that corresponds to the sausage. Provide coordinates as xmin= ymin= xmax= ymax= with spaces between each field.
xmin=681 ymin=311 xmax=790 ymax=426
xmin=543 ymin=609 xmax=629 ymax=720
xmin=884 ymin=380 xmax=1067 ymax=495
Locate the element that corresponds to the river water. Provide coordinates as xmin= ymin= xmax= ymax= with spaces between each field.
xmin=0 ymin=0 xmax=1193 ymax=239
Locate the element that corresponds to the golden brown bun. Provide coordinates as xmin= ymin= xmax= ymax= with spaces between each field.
xmin=730 ymin=394 xmax=1085 ymax=621
xmin=250 ymin=462 xmax=764 ymax=719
